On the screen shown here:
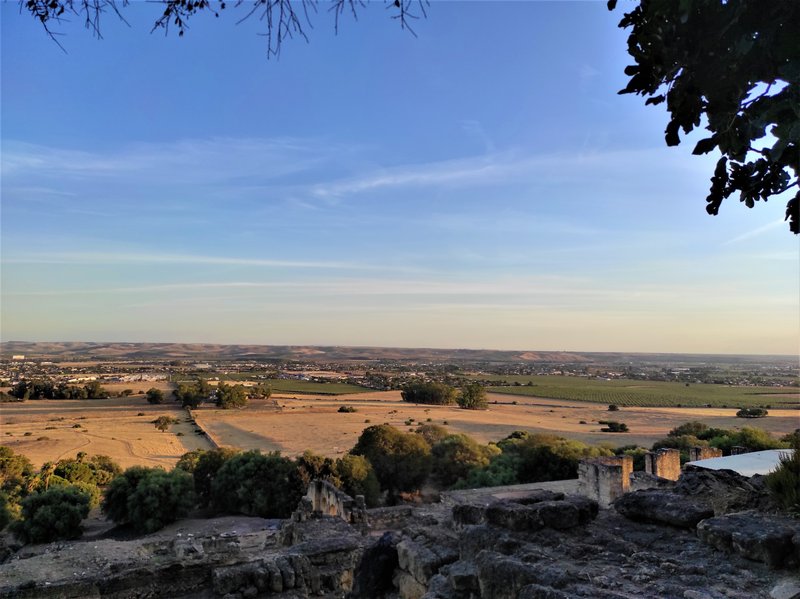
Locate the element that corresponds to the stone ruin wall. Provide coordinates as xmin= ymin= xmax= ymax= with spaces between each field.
xmin=644 ymin=448 xmax=681 ymax=481
xmin=577 ymin=456 xmax=632 ymax=508
xmin=294 ymin=479 xmax=368 ymax=526
xmin=689 ymin=446 xmax=723 ymax=461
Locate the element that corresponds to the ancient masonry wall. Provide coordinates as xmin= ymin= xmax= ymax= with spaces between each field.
xmin=294 ymin=480 xmax=368 ymax=525
xmin=688 ymin=446 xmax=724 ymax=461
xmin=644 ymin=449 xmax=681 ymax=481
xmin=578 ymin=456 xmax=632 ymax=508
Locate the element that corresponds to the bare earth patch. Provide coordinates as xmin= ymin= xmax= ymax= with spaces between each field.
xmin=0 ymin=397 xmax=213 ymax=469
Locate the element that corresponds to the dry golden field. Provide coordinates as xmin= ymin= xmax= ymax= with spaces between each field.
xmin=2 ymin=390 xmax=797 ymax=468
xmin=1 ymin=395 xmax=213 ymax=469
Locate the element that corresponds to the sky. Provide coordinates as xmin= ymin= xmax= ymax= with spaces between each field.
xmin=1 ymin=1 xmax=798 ymax=355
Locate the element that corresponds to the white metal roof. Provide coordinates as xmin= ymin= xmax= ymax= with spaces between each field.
xmin=685 ymin=449 xmax=794 ymax=477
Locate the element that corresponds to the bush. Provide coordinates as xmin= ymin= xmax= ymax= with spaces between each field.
xmin=10 ymin=486 xmax=91 ymax=543
xmin=352 ymin=425 xmax=431 ymax=496
xmin=338 ymin=405 xmax=357 ymax=413
xmin=736 ymin=407 xmax=768 ymax=418
xmin=190 ymin=447 xmax=240 ymax=506
xmin=608 ymin=404 xmax=619 ymax=412
xmin=152 ymin=415 xmax=178 ymax=432
xmin=431 ymin=434 xmax=498 ymax=488
xmin=146 ymin=388 xmax=165 ymax=404
xmin=766 ymin=442 xmax=799 ymax=515
xmin=401 ymin=380 xmax=457 ymax=406
xmin=210 ymin=451 xmax=302 ymax=518
xmin=102 ymin=467 xmax=195 ymax=533
xmin=599 ymin=420 xmax=629 ymax=433
xmin=457 ymin=383 xmax=488 ymax=410
xmin=334 ymin=454 xmax=380 ymax=507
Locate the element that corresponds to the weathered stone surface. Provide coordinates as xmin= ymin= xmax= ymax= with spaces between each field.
xmin=396 ymin=538 xmax=458 ymax=584
xmin=613 ymin=490 xmax=714 ymax=528
xmin=518 ymin=584 xmax=573 ymax=599
xmin=351 ymin=532 xmax=399 ymax=599
xmin=451 ymin=503 xmax=485 ymax=527
xmin=393 ymin=569 xmax=428 ymax=599
xmin=563 ymin=495 xmax=599 ymax=525
xmin=513 ymin=490 xmax=566 ymax=505
xmin=485 ymin=501 xmax=544 ymax=532
xmin=770 ymin=578 xmax=800 ymax=599
xmin=676 ymin=466 xmax=775 ymax=515
xmin=531 ymin=500 xmax=580 ymax=530
xmin=697 ymin=512 xmax=800 ymax=568
xmin=445 ymin=560 xmax=478 ymax=592
xmin=475 ymin=550 xmax=542 ymax=599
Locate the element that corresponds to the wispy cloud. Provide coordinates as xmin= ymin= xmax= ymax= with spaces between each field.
xmin=1 ymin=251 xmax=425 ymax=273
xmin=723 ymin=219 xmax=787 ymax=245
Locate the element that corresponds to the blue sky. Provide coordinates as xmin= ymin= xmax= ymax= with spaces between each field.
xmin=1 ymin=1 xmax=798 ymax=354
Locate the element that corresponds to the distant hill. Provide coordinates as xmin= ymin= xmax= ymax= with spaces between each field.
xmin=0 ymin=341 xmax=793 ymax=365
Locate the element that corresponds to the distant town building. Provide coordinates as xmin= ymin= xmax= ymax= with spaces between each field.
xmin=11 ymin=355 xmax=25 ymax=360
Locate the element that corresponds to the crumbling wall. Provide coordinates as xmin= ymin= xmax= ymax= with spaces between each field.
xmin=294 ymin=479 xmax=368 ymax=525
xmin=578 ymin=456 xmax=632 ymax=508
xmin=644 ymin=448 xmax=681 ymax=480
xmin=688 ymin=446 xmax=723 ymax=461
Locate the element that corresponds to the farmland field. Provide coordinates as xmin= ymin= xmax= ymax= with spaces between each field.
xmin=478 ymin=375 xmax=798 ymax=408
xmin=3 ymin=390 xmax=797 ymax=469
xmin=258 ymin=379 xmax=372 ymax=395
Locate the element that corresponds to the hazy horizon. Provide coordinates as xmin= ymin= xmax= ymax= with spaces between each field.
xmin=2 ymin=3 xmax=798 ymax=355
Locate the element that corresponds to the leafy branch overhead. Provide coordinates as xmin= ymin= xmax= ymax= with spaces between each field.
xmin=609 ymin=0 xmax=800 ymax=233
xmin=22 ymin=0 xmax=428 ymax=57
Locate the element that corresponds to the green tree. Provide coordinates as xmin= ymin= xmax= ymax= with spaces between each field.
xmin=215 ymin=382 xmax=248 ymax=409
xmin=173 ymin=380 xmax=209 ymax=408
xmin=0 ymin=446 xmax=35 ymax=521
xmin=146 ymin=387 xmax=165 ymax=404
xmin=414 ymin=423 xmax=450 ymax=447
xmin=210 ymin=451 xmax=303 ymax=518
xmin=191 ymin=447 xmax=240 ymax=507
xmin=152 ymin=415 xmax=177 ymax=432
xmin=609 ymin=0 xmax=800 ymax=234
xmin=401 ymin=380 xmax=457 ymax=406
xmin=431 ymin=434 xmax=498 ymax=488
xmin=457 ymin=383 xmax=488 ymax=410
xmin=84 ymin=380 xmax=110 ymax=399
xmin=10 ymin=486 xmax=91 ymax=543
xmin=102 ymin=466 xmax=195 ymax=533
xmin=334 ymin=454 xmax=380 ymax=507
xmin=351 ymin=425 xmax=431 ymax=496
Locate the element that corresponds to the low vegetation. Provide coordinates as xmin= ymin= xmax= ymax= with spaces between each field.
xmin=8 ymin=379 xmax=110 ymax=400
xmin=401 ymin=380 xmax=457 ymax=406
xmin=484 ymin=375 xmax=792 ymax=408
xmin=736 ymin=407 xmax=768 ymax=418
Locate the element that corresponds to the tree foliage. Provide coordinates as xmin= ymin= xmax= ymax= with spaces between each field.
xmin=401 ymin=380 xmax=457 ymax=406
xmin=210 ymin=450 xmax=303 ymax=518
xmin=10 ymin=486 xmax=91 ymax=544
xmin=430 ymin=433 xmax=498 ymax=488
xmin=351 ymin=424 xmax=431 ymax=496
xmin=173 ymin=379 xmax=210 ymax=408
xmin=102 ymin=466 xmax=195 ymax=533
xmin=9 ymin=379 xmax=110 ymax=400
xmin=188 ymin=447 xmax=241 ymax=507
xmin=609 ymin=0 xmax=800 ymax=233
xmin=457 ymin=383 xmax=488 ymax=410
xmin=215 ymin=382 xmax=248 ymax=409
xmin=334 ymin=454 xmax=380 ymax=508
xmin=146 ymin=387 xmax=165 ymax=404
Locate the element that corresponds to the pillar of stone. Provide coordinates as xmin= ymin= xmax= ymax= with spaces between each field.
xmin=578 ymin=456 xmax=632 ymax=509
xmin=644 ymin=449 xmax=681 ymax=480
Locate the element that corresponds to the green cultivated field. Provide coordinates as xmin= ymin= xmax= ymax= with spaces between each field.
xmin=263 ymin=379 xmax=372 ymax=395
xmin=483 ymin=375 xmax=798 ymax=408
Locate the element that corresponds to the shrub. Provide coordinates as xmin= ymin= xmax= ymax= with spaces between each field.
xmin=766 ymin=443 xmax=799 ymax=515
xmin=338 ymin=405 xmax=357 ymax=413
xmin=599 ymin=421 xmax=629 ymax=433
xmin=431 ymin=434 xmax=498 ymax=488
xmin=10 ymin=486 xmax=91 ymax=543
xmin=457 ymin=383 xmax=488 ymax=410
xmin=211 ymin=451 xmax=302 ymax=518
xmin=736 ymin=407 xmax=768 ymax=418
xmin=102 ymin=466 xmax=195 ymax=533
xmin=152 ymin=415 xmax=178 ymax=432
xmin=352 ymin=425 xmax=431 ymax=496
xmin=335 ymin=454 xmax=380 ymax=507
xmin=401 ymin=380 xmax=457 ymax=406
xmin=191 ymin=447 xmax=240 ymax=506
xmin=146 ymin=388 xmax=165 ymax=404
xmin=608 ymin=404 xmax=619 ymax=411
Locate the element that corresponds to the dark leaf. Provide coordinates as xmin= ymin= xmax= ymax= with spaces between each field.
xmin=692 ymin=137 xmax=717 ymax=155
